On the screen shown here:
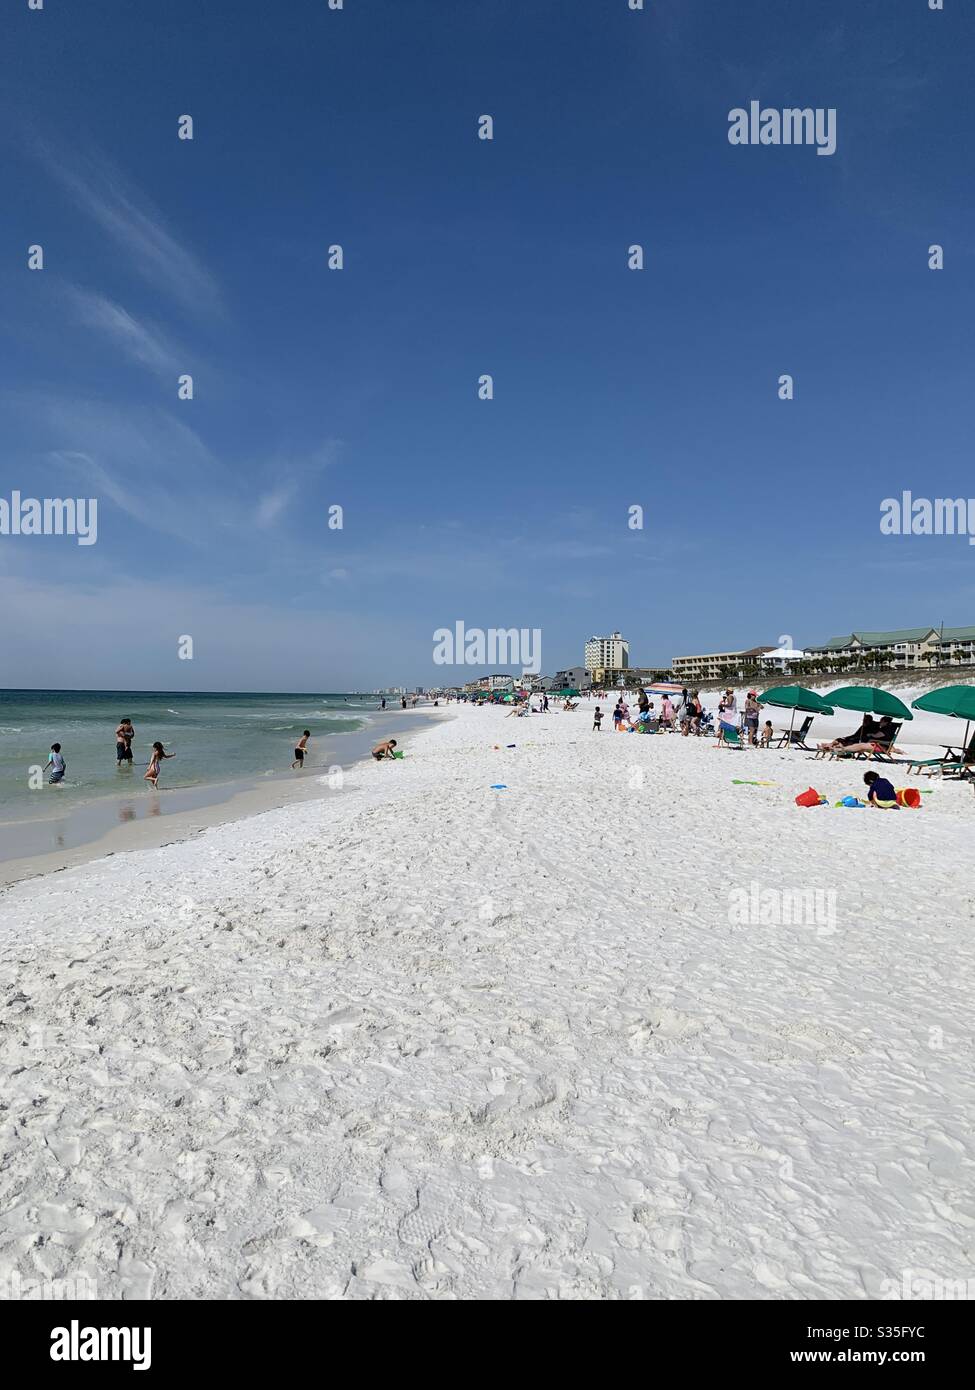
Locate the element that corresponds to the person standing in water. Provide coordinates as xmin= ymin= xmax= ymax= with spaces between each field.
xmin=46 ymin=743 xmax=66 ymax=784
xmin=292 ymin=730 xmax=311 ymax=769
xmin=144 ymin=741 xmax=175 ymax=788
xmin=115 ymin=718 xmax=135 ymax=765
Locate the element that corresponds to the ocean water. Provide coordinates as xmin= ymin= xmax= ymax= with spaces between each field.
xmin=0 ymin=690 xmax=383 ymax=820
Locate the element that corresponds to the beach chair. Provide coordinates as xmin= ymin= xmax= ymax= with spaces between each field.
xmin=884 ymin=756 xmax=966 ymax=777
xmin=716 ymin=726 xmax=745 ymax=749
xmin=775 ymin=715 xmax=814 ymax=750
xmin=868 ymin=723 xmax=902 ymax=761
xmin=824 ymin=745 xmax=869 ymax=762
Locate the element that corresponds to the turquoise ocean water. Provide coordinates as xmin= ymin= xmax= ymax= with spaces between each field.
xmin=0 ymin=690 xmax=380 ymax=820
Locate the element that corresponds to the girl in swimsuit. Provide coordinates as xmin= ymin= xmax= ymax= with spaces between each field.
xmin=145 ymin=741 xmax=175 ymax=788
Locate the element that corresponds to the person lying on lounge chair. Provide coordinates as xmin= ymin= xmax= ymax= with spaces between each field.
xmin=822 ymin=737 xmax=906 ymax=758
xmin=819 ymin=714 xmax=878 ymax=752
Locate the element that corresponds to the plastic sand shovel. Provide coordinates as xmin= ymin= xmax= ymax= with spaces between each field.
xmin=732 ymin=779 xmax=776 ymax=786
xmin=490 ymin=784 xmax=508 ymax=790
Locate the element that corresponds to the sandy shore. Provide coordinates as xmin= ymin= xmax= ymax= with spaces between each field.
xmin=0 ymin=703 xmax=972 ymax=1300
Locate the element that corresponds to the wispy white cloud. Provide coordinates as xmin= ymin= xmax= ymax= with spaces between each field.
xmin=255 ymin=485 xmax=295 ymax=528
xmin=61 ymin=284 xmax=182 ymax=374
xmin=35 ymin=140 xmax=223 ymax=318
xmin=5 ymin=390 xmax=228 ymax=545
xmin=253 ymin=440 xmax=343 ymax=529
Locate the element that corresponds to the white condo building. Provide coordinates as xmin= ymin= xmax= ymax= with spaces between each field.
xmin=585 ymin=632 xmax=629 ymax=673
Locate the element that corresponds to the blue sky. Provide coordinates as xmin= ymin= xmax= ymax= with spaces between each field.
xmin=1 ymin=0 xmax=973 ymax=691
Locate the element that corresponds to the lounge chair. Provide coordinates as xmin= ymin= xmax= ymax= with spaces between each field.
xmin=776 ymin=715 xmax=814 ymax=750
xmin=716 ymin=726 xmax=745 ymax=749
xmin=879 ymin=754 xmax=968 ymax=778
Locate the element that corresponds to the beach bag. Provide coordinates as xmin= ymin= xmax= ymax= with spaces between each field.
xmin=795 ymin=787 xmax=825 ymax=807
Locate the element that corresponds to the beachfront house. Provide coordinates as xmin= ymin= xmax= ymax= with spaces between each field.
xmin=553 ymin=666 xmax=592 ymax=692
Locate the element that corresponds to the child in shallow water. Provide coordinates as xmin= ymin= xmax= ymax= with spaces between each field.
xmin=145 ymin=741 xmax=176 ymax=788
xmin=46 ymin=743 xmax=66 ymax=784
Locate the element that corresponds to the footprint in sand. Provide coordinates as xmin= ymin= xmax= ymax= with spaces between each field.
xmin=397 ymin=1182 xmax=457 ymax=1250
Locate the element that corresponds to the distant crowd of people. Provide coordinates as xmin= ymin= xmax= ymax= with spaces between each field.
xmin=584 ymin=687 xmax=772 ymax=746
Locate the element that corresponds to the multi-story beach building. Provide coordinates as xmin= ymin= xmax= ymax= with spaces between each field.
xmin=935 ymin=626 xmax=975 ymax=664
xmin=462 ymin=674 xmax=516 ymax=693
xmin=804 ymin=628 xmax=940 ymax=669
xmin=586 ymin=666 xmax=667 ymax=688
xmin=671 ymin=646 xmax=774 ymax=683
xmin=584 ymin=632 xmax=628 ymax=673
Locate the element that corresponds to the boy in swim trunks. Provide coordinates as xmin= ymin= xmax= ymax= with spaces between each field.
xmin=46 ymin=743 xmax=66 ymax=784
xmin=292 ymin=731 xmax=311 ymax=769
xmin=372 ymin=738 xmax=397 ymax=760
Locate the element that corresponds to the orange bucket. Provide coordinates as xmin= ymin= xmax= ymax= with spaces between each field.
xmin=896 ymin=787 xmax=922 ymax=809
xmin=795 ymin=787 xmax=823 ymax=807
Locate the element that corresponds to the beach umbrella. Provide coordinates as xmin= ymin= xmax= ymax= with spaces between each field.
xmin=825 ymin=686 xmax=913 ymax=720
xmin=644 ymin=682 xmax=683 ymax=696
xmin=911 ymin=685 xmax=975 ymax=756
xmin=757 ymin=685 xmax=835 ymax=740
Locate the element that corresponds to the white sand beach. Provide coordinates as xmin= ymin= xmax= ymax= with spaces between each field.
xmin=0 ymin=702 xmax=972 ymax=1300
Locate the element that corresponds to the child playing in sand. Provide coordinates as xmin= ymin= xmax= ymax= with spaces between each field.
xmin=292 ymin=730 xmax=311 ymax=769
xmin=145 ymin=741 xmax=175 ymax=788
xmin=372 ymin=738 xmax=397 ymax=760
xmin=864 ymin=770 xmax=899 ymax=809
xmin=760 ymin=720 xmax=773 ymax=747
xmin=593 ymin=706 xmax=603 ymax=731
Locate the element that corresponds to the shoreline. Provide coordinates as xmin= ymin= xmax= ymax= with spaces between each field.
xmin=0 ymin=710 xmax=445 ymax=889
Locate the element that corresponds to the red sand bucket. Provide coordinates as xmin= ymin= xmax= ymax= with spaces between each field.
xmin=795 ymin=787 xmax=823 ymax=807
xmin=896 ymin=787 xmax=922 ymax=809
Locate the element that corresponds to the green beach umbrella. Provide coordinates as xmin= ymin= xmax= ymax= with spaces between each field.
xmin=825 ymin=686 xmax=913 ymax=720
xmin=911 ymin=685 xmax=975 ymax=756
xmin=757 ymin=685 xmax=835 ymax=740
